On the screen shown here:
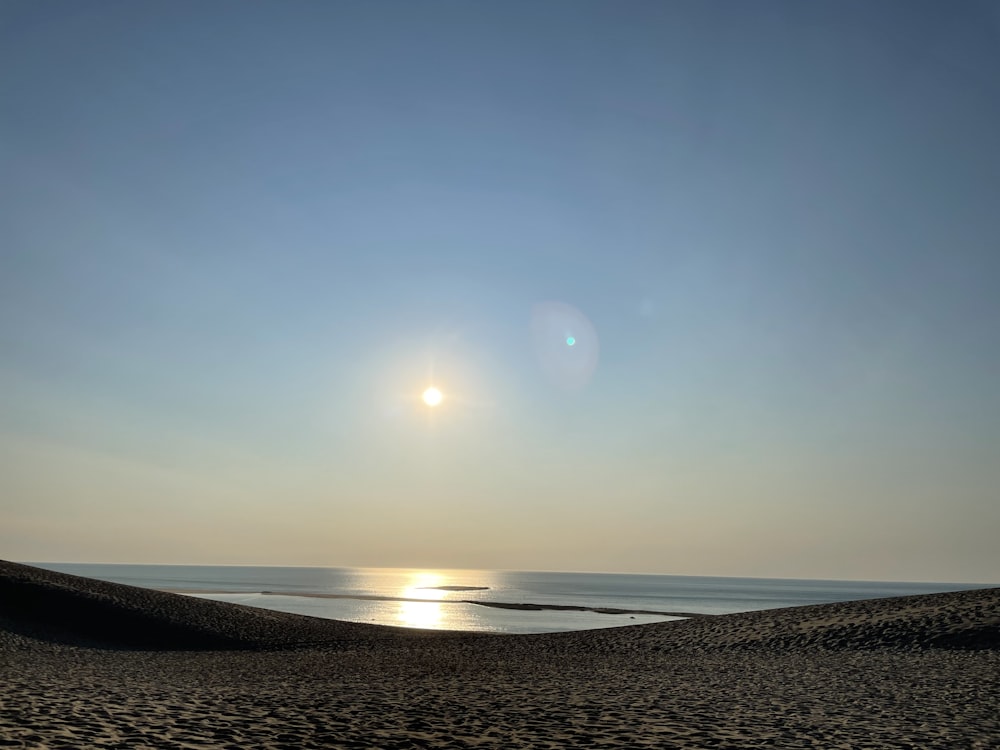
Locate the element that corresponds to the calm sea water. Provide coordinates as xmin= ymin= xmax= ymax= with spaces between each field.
xmin=30 ymin=563 xmax=988 ymax=635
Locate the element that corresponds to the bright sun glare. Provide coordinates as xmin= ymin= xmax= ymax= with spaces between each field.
xmin=422 ymin=387 xmax=443 ymax=407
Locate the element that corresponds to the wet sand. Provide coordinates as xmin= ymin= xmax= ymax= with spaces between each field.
xmin=2 ymin=560 xmax=998 ymax=749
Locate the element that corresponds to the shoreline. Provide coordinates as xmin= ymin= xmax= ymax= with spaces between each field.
xmin=167 ymin=588 xmax=709 ymax=619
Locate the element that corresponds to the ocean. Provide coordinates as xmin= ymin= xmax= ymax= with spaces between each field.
xmin=30 ymin=563 xmax=988 ymax=635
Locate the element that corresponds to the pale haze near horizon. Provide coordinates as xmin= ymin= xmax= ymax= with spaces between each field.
xmin=1 ymin=1 xmax=998 ymax=584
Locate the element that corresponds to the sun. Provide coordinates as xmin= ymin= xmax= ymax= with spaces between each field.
xmin=422 ymin=387 xmax=443 ymax=407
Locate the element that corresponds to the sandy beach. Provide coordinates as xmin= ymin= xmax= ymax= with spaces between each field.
xmin=2 ymin=560 xmax=998 ymax=749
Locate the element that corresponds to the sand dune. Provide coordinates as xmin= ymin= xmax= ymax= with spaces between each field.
xmin=0 ymin=560 xmax=451 ymax=651
xmin=2 ymin=560 xmax=998 ymax=748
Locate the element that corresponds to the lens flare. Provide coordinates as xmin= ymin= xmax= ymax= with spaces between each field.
xmin=530 ymin=302 xmax=600 ymax=390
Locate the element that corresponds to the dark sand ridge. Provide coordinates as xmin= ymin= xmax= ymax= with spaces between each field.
xmin=2 ymin=560 xmax=999 ymax=749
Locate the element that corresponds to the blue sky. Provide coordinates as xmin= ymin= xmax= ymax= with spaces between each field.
xmin=2 ymin=1 xmax=998 ymax=581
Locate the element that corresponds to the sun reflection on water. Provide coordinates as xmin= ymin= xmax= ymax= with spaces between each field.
xmin=397 ymin=571 xmax=448 ymax=629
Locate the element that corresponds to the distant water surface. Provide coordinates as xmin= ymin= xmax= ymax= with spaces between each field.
xmin=29 ymin=563 xmax=989 ymax=634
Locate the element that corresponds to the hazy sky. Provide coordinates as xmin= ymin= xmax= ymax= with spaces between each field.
xmin=2 ymin=1 xmax=998 ymax=582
